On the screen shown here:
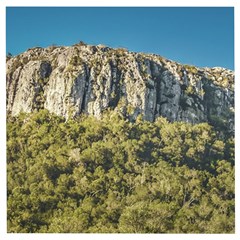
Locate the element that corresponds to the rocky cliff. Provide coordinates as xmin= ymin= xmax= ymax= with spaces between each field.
xmin=6 ymin=42 xmax=234 ymax=131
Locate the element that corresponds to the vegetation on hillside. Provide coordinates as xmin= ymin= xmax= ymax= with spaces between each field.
xmin=7 ymin=110 xmax=234 ymax=233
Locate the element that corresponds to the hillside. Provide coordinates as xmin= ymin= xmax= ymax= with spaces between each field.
xmin=6 ymin=42 xmax=235 ymax=233
xmin=7 ymin=110 xmax=235 ymax=233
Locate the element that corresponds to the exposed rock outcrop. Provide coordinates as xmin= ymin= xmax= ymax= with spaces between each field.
xmin=6 ymin=42 xmax=234 ymax=132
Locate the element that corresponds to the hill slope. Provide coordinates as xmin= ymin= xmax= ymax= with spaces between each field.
xmin=7 ymin=110 xmax=235 ymax=233
xmin=6 ymin=43 xmax=235 ymax=233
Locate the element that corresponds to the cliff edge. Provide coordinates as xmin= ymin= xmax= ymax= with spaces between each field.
xmin=6 ymin=42 xmax=234 ymax=132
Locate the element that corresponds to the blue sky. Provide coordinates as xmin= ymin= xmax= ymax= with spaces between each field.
xmin=6 ymin=7 xmax=234 ymax=70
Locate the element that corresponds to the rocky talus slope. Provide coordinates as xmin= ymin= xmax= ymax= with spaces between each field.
xmin=6 ymin=43 xmax=234 ymax=131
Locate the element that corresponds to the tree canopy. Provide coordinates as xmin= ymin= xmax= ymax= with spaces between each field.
xmin=7 ymin=109 xmax=234 ymax=233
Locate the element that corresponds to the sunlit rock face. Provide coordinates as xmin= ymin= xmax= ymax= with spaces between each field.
xmin=6 ymin=42 xmax=234 ymax=132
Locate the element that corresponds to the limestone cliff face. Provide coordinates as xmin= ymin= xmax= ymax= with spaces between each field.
xmin=6 ymin=43 xmax=234 ymax=131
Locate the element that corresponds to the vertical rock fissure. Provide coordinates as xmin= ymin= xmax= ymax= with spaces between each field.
xmin=154 ymin=66 xmax=165 ymax=120
xmin=109 ymin=62 xmax=121 ymax=109
xmin=80 ymin=64 xmax=90 ymax=113
xmin=7 ymin=68 xmax=22 ymax=112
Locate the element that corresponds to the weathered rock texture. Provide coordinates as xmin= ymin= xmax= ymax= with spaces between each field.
xmin=6 ymin=42 xmax=234 ymax=131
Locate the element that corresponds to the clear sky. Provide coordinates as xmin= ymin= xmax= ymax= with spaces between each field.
xmin=6 ymin=7 xmax=234 ymax=70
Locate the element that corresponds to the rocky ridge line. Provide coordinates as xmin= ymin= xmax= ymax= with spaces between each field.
xmin=6 ymin=42 xmax=234 ymax=132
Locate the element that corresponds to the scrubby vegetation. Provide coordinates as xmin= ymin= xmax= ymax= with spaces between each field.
xmin=7 ymin=110 xmax=234 ymax=233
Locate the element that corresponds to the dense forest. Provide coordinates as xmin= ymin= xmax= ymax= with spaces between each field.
xmin=7 ymin=109 xmax=234 ymax=233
